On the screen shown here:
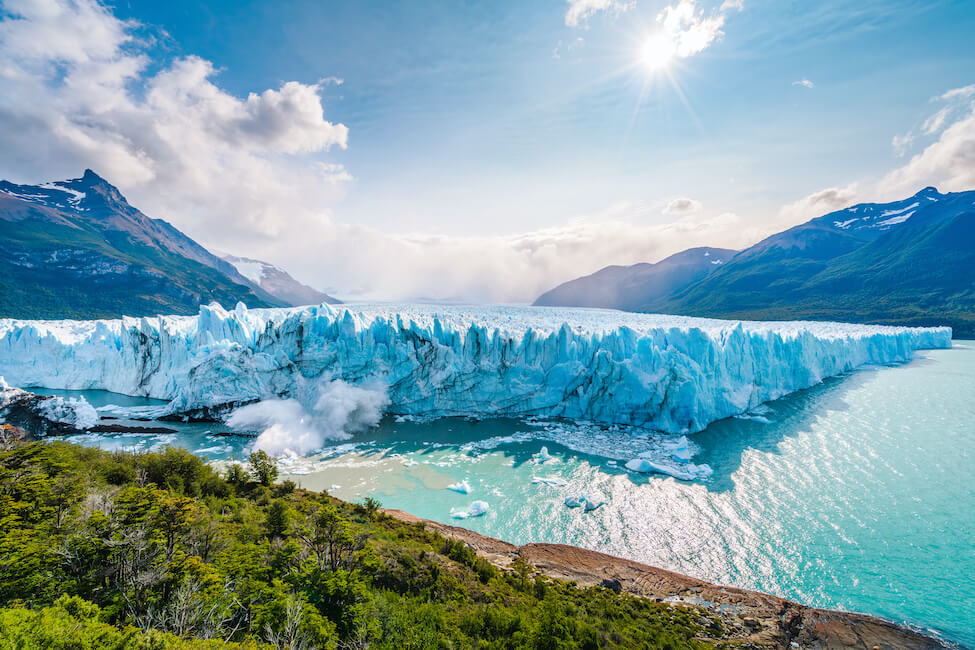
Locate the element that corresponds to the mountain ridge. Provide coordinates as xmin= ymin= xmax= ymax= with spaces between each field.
xmin=0 ymin=170 xmax=287 ymax=319
xmin=534 ymin=246 xmax=736 ymax=310
xmin=219 ymin=251 xmax=341 ymax=307
xmin=533 ymin=187 xmax=975 ymax=337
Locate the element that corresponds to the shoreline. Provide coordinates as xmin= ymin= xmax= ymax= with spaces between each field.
xmin=384 ymin=509 xmax=953 ymax=649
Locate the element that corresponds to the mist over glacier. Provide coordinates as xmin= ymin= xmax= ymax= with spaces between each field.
xmin=0 ymin=303 xmax=951 ymax=450
xmin=225 ymin=379 xmax=389 ymax=456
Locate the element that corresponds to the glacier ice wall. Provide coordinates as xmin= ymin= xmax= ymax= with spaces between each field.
xmin=0 ymin=303 xmax=952 ymax=434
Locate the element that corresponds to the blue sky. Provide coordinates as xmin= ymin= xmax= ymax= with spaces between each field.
xmin=2 ymin=0 xmax=974 ymax=299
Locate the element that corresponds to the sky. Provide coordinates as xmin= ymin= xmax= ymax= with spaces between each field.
xmin=1 ymin=0 xmax=974 ymax=301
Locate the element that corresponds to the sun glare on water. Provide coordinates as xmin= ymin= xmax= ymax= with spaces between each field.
xmin=641 ymin=32 xmax=676 ymax=72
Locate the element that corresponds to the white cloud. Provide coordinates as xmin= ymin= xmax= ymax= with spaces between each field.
xmin=564 ymin=0 xmax=631 ymax=28
xmin=879 ymin=84 xmax=975 ymax=197
xmin=663 ymin=197 xmax=702 ymax=214
xmin=892 ymin=132 xmax=914 ymax=157
xmin=779 ymin=183 xmax=859 ymax=223
xmin=792 ymin=78 xmax=814 ymax=89
xmin=921 ymin=105 xmax=951 ymax=135
xmin=276 ymin=207 xmax=766 ymax=303
xmin=719 ymin=0 xmax=744 ymax=10
xmin=552 ymin=36 xmax=585 ymax=58
xmin=655 ymin=0 xmax=739 ymax=60
xmin=939 ymin=84 xmax=975 ymax=102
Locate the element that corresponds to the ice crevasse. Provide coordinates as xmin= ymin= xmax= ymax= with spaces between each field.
xmin=0 ymin=302 xmax=952 ymax=434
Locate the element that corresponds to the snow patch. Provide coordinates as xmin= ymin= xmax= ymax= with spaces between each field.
xmin=879 ymin=202 xmax=919 ymax=218
xmin=875 ymin=211 xmax=915 ymax=227
xmin=229 ymin=260 xmax=267 ymax=285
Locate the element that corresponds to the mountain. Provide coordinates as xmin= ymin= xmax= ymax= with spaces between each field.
xmin=657 ymin=187 xmax=975 ymax=335
xmin=219 ymin=252 xmax=341 ymax=306
xmin=534 ymin=187 xmax=975 ymax=337
xmin=534 ymin=247 xmax=736 ymax=310
xmin=0 ymin=170 xmax=284 ymax=319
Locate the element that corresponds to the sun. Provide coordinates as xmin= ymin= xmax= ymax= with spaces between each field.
xmin=640 ymin=32 xmax=676 ymax=72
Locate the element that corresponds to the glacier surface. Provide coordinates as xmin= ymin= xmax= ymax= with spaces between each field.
xmin=0 ymin=302 xmax=952 ymax=435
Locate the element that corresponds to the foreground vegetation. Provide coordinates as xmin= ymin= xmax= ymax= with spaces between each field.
xmin=0 ymin=441 xmax=718 ymax=649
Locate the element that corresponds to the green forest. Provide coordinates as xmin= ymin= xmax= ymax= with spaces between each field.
xmin=0 ymin=440 xmax=722 ymax=649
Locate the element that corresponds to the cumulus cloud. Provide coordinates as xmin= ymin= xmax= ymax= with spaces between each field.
xmin=0 ymin=0 xmax=349 ymax=246
xmin=879 ymin=83 xmax=975 ymax=197
xmin=663 ymin=197 xmax=702 ymax=214
xmin=779 ymin=183 xmax=859 ymax=223
xmin=792 ymin=78 xmax=814 ymax=89
xmin=564 ymin=0 xmax=631 ymax=28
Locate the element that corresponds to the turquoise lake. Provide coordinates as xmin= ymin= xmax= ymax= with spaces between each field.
xmin=37 ymin=342 xmax=975 ymax=646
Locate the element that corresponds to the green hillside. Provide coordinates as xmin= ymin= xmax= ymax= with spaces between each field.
xmin=0 ymin=440 xmax=719 ymax=649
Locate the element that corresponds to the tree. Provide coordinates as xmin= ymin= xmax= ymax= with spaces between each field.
xmin=264 ymin=501 xmax=290 ymax=539
xmin=225 ymin=463 xmax=247 ymax=486
xmin=248 ymin=451 xmax=278 ymax=487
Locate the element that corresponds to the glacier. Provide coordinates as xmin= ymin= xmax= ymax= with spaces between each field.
xmin=0 ymin=302 xmax=952 ymax=435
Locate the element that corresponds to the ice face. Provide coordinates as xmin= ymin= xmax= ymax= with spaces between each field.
xmin=0 ymin=303 xmax=952 ymax=436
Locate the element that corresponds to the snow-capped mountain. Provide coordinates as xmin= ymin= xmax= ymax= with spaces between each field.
xmin=822 ymin=186 xmax=941 ymax=234
xmin=533 ymin=187 xmax=974 ymax=336
xmin=0 ymin=170 xmax=286 ymax=319
xmin=219 ymin=252 xmax=341 ymax=306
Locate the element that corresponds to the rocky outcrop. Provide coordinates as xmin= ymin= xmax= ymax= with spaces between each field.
xmin=0 ymin=423 xmax=30 ymax=448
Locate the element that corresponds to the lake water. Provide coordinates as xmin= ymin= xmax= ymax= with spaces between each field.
xmin=35 ymin=342 xmax=975 ymax=646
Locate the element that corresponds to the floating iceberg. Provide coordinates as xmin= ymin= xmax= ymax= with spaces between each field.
xmin=447 ymin=480 xmax=472 ymax=494
xmin=582 ymin=495 xmax=606 ymax=512
xmin=534 ymin=446 xmax=555 ymax=464
xmin=0 ymin=303 xmax=951 ymax=436
xmin=670 ymin=435 xmax=694 ymax=462
xmin=532 ymin=476 xmax=568 ymax=486
xmin=624 ymin=457 xmax=713 ymax=481
xmin=564 ymin=494 xmax=605 ymax=511
xmin=451 ymin=500 xmax=490 ymax=519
